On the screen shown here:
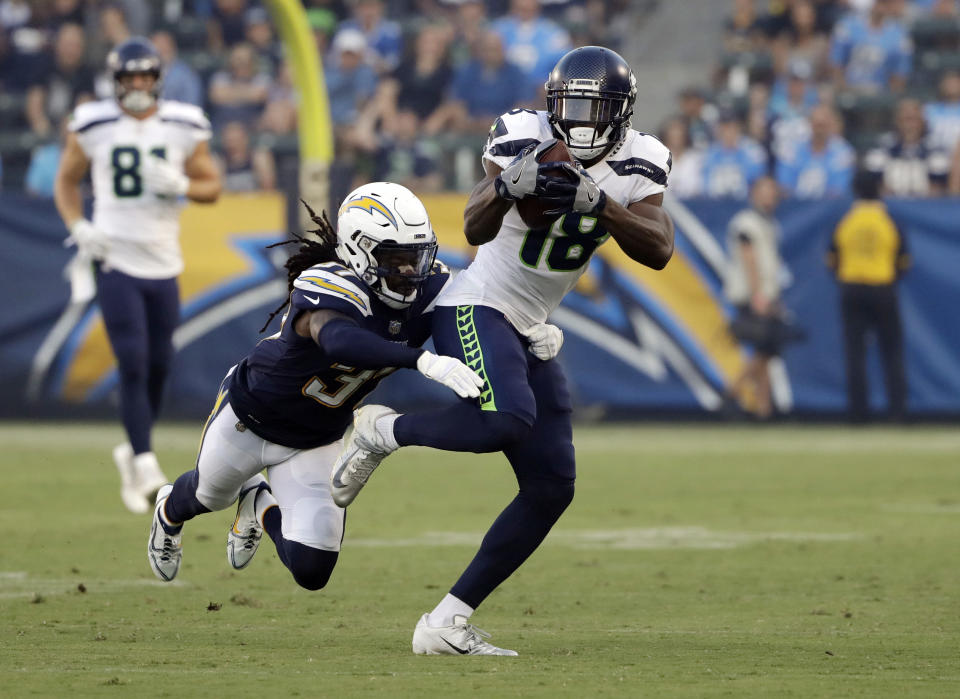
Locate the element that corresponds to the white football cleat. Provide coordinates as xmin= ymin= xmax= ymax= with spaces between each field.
xmin=330 ymin=404 xmax=398 ymax=508
xmin=147 ymin=484 xmax=182 ymax=582
xmin=113 ymin=443 xmax=149 ymax=514
xmin=227 ymin=481 xmax=274 ymax=570
xmin=133 ymin=451 xmax=169 ymax=506
xmin=411 ymin=614 xmax=519 ymax=656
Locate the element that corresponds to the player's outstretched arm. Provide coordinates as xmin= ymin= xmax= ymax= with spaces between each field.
xmin=296 ymin=308 xmax=483 ymax=398
xmin=182 ymin=141 xmax=222 ymax=203
xmin=600 ymin=194 xmax=675 ymax=270
xmin=463 ymin=163 xmax=513 ymax=246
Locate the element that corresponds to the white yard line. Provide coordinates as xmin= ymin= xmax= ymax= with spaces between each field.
xmin=345 ymin=526 xmax=862 ymax=551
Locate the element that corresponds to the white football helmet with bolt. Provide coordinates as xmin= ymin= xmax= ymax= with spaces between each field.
xmin=336 ymin=182 xmax=438 ymax=309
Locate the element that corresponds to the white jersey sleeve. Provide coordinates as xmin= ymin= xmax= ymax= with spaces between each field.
xmin=69 ymin=100 xmax=122 ymax=157
xmin=482 ymin=109 xmax=554 ymax=171
xmin=604 ymin=132 xmax=672 ymax=203
xmin=157 ymin=100 xmax=212 ymax=155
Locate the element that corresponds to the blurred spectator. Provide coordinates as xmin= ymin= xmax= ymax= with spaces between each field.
xmin=829 ymin=0 xmax=912 ymax=94
xmin=660 ymin=116 xmax=703 ymax=199
xmin=492 ymin=0 xmax=571 ymax=99
xmin=447 ymin=0 xmax=489 ymax=67
xmin=25 ymin=117 xmax=68 ymax=198
xmin=152 ymin=30 xmax=204 ymax=107
xmin=208 ymin=42 xmax=271 ymax=129
xmin=379 ymin=24 xmax=453 ymax=128
xmin=25 ymin=23 xmax=94 ymax=138
xmin=324 ymin=29 xmax=379 ymax=127
xmin=370 ymin=109 xmax=443 ymax=192
xmin=217 ymin=120 xmax=277 ymax=191
xmin=47 ymin=0 xmax=84 ymax=30
xmin=259 ymin=61 xmax=298 ymax=135
xmin=335 ymin=0 xmax=403 ymax=74
xmin=701 ymin=111 xmax=768 ymax=199
xmin=924 ymin=70 xmax=960 ymax=153
xmin=746 ymin=82 xmax=772 ymax=146
xmin=208 ymin=0 xmax=249 ymax=53
xmin=948 ymin=137 xmax=960 ymax=193
xmin=306 ymin=6 xmax=339 ymax=56
xmin=101 ymin=4 xmax=132 ymax=47
xmin=827 ymin=170 xmax=909 ymax=423
xmin=435 ymin=30 xmax=528 ymax=135
xmin=0 ymin=0 xmax=30 ymax=30
xmin=3 ymin=24 xmax=49 ymax=92
xmin=768 ymin=59 xmax=820 ymax=163
xmin=925 ymin=0 xmax=959 ymax=17
xmin=723 ymin=176 xmax=787 ymax=420
xmin=244 ymin=6 xmax=282 ymax=76
xmin=564 ymin=0 xmax=617 ymax=49
xmin=724 ymin=0 xmax=764 ymax=54
xmin=776 ymin=104 xmax=854 ymax=198
xmin=769 ymin=0 xmax=830 ymax=81
xmin=0 ymin=25 xmax=14 ymax=90
xmin=865 ymin=98 xmax=950 ymax=197
xmin=677 ymin=87 xmax=715 ymax=150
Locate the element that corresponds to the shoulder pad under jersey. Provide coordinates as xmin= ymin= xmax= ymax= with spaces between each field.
xmin=483 ymin=109 xmax=553 ymax=168
xmin=292 ymin=262 xmax=372 ymax=318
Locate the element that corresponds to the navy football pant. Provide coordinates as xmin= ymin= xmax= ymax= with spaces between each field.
xmin=394 ymin=305 xmax=576 ymax=609
xmin=96 ymin=266 xmax=179 ymax=455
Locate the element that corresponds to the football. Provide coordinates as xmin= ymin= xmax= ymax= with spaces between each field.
xmin=516 ymin=139 xmax=573 ymax=229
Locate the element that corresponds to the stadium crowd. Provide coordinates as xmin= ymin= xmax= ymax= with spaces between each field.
xmin=665 ymin=0 xmax=960 ymax=199
xmin=3 ymin=0 xmax=959 ymax=201
xmin=0 ymin=0 xmax=630 ymax=205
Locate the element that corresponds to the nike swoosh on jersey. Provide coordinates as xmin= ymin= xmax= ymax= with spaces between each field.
xmin=511 ymin=161 xmax=526 ymax=185
xmin=441 ymin=637 xmax=470 ymax=655
xmin=305 ymin=295 xmax=321 ymax=305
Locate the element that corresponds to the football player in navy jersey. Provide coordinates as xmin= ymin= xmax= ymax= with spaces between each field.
xmin=146 ymin=183 xmax=483 ymax=590
xmin=330 ymin=47 xmax=675 ymax=655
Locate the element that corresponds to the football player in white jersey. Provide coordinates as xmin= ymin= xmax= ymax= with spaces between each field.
xmin=329 ymin=46 xmax=675 ymax=655
xmin=54 ymin=37 xmax=221 ymax=515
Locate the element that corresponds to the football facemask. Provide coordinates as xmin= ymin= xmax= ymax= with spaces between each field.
xmin=370 ymin=241 xmax=437 ymax=304
xmin=548 ymin=92 xmax=631 ymax=161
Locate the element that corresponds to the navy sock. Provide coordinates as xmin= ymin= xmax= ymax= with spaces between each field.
xmin=163 ymin=469 xmax=211 ymax=524
xmin=262 ymin=506 xmax=339 ymax=590
xmin=393 ymin=403 xmax=528 ymax=453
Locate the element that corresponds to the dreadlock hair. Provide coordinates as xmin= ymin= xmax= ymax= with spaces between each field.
xmin=260 ymin=200 xmax=339 ymax=332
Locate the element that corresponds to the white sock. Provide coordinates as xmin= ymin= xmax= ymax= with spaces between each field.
xmin=427 ymin=593 xmax=474 ymax=628
xmin=255 ymin=488 xmax=278 ymax=526
xmin=375 ymin=413 xmax=400 ymax=451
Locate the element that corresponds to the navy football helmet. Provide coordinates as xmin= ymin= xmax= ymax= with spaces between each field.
xmin=107 ymin=37 xmax=163 ymax=113
xmin=545 ymin=46 xmax=637 ymax=161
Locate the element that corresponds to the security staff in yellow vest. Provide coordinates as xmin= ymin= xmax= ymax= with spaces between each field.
xmin=827 ymin=170 xmax=910 ymax=422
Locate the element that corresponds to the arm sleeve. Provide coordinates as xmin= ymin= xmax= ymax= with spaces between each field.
xmin=317 ymin=317 xmax=423 ymax=369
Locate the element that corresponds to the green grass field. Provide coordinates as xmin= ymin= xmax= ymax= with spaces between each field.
xmin=1 ymin=422 xmax=959 ymax=697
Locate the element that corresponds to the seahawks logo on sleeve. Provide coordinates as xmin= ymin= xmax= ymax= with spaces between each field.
xmin=292 ymin=262 xmax=372 ymax=318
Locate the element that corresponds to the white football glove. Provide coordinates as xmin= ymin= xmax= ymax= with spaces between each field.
xmin=416 ymin=351 xmax=485 ymax=399
xmin=142 ymin=155 xmax=189 ymax=197
xmin=65 ymin=219 xmax=109 ymax=259
xmin=521 ymin=323 xmax=564 ymax=361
